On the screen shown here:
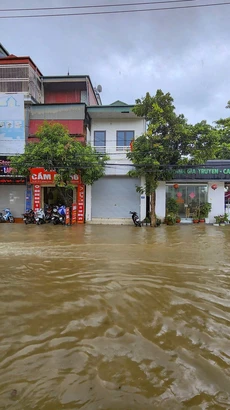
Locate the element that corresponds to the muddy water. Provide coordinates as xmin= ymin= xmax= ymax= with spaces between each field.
xmin=0 ymin=224 xmax=230 ymax=410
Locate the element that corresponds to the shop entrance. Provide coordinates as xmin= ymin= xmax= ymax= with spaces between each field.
xmin=166 ymin=184 xmax=208 ymax=218
xmin=43 ymin=187 xmax=73 ymax=207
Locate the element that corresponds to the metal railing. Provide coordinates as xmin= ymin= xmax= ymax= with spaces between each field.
xmin=92 ymin=145 xmax=131 ymax=154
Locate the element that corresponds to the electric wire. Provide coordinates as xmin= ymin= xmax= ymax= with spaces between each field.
xmin=0 ymin=0 xmax=197 ymax=12
xmin=0 ymin=1 xmax=230 ymax=19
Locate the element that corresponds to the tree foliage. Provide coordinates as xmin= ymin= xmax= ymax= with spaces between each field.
xmin=127 ymin=90 xmax=190 ymax=226
xmin=215 ymin=115 xmax=230 ymax=159
xmin=182 ymin=121 xmax=220 ymax=164
xmin=10 ymin=122 xmax=109 ymax=205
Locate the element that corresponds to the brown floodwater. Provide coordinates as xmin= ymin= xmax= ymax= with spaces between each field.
xmin=0 ymin=223 xmax=230 ymax=410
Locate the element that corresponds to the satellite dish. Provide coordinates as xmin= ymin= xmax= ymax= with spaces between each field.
xmin=97 ymin=85 xmax=102 ymax=93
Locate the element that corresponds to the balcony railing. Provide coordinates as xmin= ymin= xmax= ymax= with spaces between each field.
xmin=92 ymin=145 xmax=131 ymax=154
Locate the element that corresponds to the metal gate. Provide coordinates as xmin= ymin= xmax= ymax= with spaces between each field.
xmin=92 ymin=176 xmax=140 ymax=218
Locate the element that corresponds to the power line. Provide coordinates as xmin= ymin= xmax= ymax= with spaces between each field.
xmin=0 ymin=0 xmax=197 ymax=12
xmin=0 ymin=1 xmax=230 ymax=19
xmin=3 ymin=162 xmax=214 ymax=168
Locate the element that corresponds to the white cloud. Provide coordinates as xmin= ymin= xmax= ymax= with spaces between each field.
xmin=0 ymin=0 xmax=230 ymax=123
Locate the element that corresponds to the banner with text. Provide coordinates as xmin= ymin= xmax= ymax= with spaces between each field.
xmin=33 ymin=185 xmax=41 ymax=211
xmin=0 ymin=93 xmax=25 ymax=154
xmin=65 ymin=207 xmax=70 ymax=225
xmin=77 ymin=184 xmax=85 ymax=224
xmin=173 ymin=166 xmax=230 ymax=180
xmin=30 ymin=168 xmax=80 ymax=185
xmin=71 ymin=203 xmax=77 ymax=225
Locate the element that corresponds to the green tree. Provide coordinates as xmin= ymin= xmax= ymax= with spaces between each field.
xmin=215 ymin=102 xmax=230 ymax=159
xmin=10 ymin=122 xmax=109 ymax=206
xmin=127 ymin=90 xmax=189 ymax=227
xmin=182 ymin=121 xmax=220 ymax=164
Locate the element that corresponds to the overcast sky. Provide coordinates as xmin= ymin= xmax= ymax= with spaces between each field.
xmin=0 ymin=0 xmax=230 ymax=124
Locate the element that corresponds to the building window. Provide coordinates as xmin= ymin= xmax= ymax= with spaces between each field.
xmin=94 ymin=131 xmax=106 ymax=153
xmin=116 ymin=131 xmax=134 ymax=150
xmin=166 ymin=184 xmax=208 ymax=219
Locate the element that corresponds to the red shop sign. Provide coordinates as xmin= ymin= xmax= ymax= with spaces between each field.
xmin=0 ymin=177 xmax=26 ymax=185
xmin=33 ymin=185 xmax=41 ymax=211
xmin=77 ymin=184 xmax=85 ymax=224
xmin=30 ymin=168 xmax=80 ymax=185
xmin=65 ymin=207 xmax=70 ymax=225
xmin=72 ymin=203 xmax=77 ymax=225
xmin=30 ymin=168 xmax=56 ymax=185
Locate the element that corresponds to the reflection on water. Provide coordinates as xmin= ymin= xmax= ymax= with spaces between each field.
xmin=0 ymin=224 xmax=230 ymax=409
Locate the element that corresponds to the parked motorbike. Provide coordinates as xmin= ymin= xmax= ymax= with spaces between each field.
xmin=130 ymin=211 xmax=142 ymax=227
xmin=51 ymin=205 xmax=65 ymax=225
xmin=34 ymin=208 xmax=46 ymax=225
xmin=44 ymin=205 xmax=53 ymax=223
xmin=22 ymin=209 xmax=35 ymax=224
xmin=0 ymin=208 xmax=15 ymax=223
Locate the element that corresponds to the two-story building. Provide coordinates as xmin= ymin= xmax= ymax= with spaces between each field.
xmin=86 ymin=101 xmax=146 ymax=224
xmin=28 ymin=76 xmax=100 ymax=213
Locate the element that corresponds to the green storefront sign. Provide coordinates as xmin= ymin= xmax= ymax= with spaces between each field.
xmin=172 ymin=166 xmax=230 ymax=180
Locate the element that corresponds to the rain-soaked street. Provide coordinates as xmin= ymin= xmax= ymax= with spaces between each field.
xmin=0 ymin=223 xmax=230 ymax=410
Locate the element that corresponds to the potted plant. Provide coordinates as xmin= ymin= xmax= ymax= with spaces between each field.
xmin=192 ymin=209 xmax=199 ymax=223
xmin=214 ymin=214 xmax=228 ymax=226
xmin=142 ymin=216 xmax=150 ymax=226
xmin=176 ymin=215 xmax=181 ymax=223
xmin=165 ymin=214 xmax=176 ymax=225
xmin=156 ymin=217 xmax=161 ymax=227
xmin=193 ymin=216 xmax=199 ymax=224
xmin=199 ymin=202 xmax=212 ymax=223
xmin=199 ymin=216 xmax=205 ymax=223
xmin=166 ymin=198 xmax=179 ymax=215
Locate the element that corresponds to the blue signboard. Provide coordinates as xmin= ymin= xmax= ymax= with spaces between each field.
xmin=0 ymin=93 xmax=25 ymax=154
xmin=25 ymin=185 xmax=32 ymax=211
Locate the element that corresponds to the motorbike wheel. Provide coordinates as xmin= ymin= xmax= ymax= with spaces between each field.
xmin=36 ymin=221 xmax=40 ymax=225
xmin=9 ymin=217 xmax=15 ymax=223
xmin=53 ymin=220 xmax=57 ymax=225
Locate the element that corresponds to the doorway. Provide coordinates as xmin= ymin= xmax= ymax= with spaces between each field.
xmin=43 ymin=187 xmax=73 ymax=207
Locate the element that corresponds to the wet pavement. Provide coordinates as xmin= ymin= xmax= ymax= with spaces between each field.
xmin=0 ymin=223 xmax=230 ymax=409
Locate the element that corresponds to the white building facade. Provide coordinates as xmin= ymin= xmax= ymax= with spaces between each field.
xmin=86 ymin=102 xmax=146 ymax=224
xmin=86 ymin=102 xmax=228 ymax=225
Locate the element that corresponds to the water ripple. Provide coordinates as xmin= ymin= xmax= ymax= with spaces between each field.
xmin=0 ymin=225 xmax=230 ymax=409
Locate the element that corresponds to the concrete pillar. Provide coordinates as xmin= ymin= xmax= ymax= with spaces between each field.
xmin=155 ymin=181 xmax=166 ymax=220
xmin=208 ymin=181 xmax=225 ymax=223
xmin=85 ymin=185 xmax=92 ymax=221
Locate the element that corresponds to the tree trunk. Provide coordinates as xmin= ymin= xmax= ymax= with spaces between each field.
xmin=150 ymin=190 xmax=156 ymax=227
xmin=56 ymin=186 xmax=73 ymax=207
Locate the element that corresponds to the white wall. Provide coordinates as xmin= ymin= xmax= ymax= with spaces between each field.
xmin=85 ymin=185 xmax=92 ymax=221
xmin=88 ymin=118 xmax=145 ymax=146
xmin=155 ymin=182 xmax=166 ymax=220
xmin=88 ymin=117 xmax=145 ymax=159
xmin=140 ymin=176 xmax=146 ymax=221
xmin=208 ymin=181 xmax=225 ymax=223
xmin=86 ymin=116 xmax=146 ymax=222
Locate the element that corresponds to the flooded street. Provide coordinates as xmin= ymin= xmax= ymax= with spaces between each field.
xmin=0 ymin=224 xmax=230 ymax=410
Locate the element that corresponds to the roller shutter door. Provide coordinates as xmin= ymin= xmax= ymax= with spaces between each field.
xmin=0 ymin=186 xmax=25 ymax=217
xmin=92 ymin=176 xmax=140 ymax=218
